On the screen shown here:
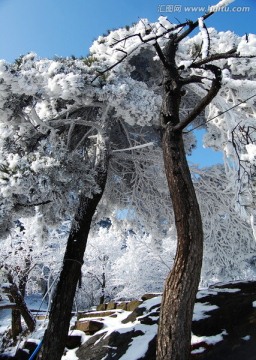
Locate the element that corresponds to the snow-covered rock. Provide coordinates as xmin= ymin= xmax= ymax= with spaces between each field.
xmin=74 ymin=281 xmax=256 ymax=360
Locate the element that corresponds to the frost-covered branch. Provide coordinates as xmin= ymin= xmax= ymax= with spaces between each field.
xmin=198 ymin=17 xmax=210 ymax=59
xmin=48 ymin=118 xmax=102 ymax=132
xmin=15 ymin=200 xmax=52 ymax=207
xmin=112 ymin=142 xmax=154 ymax=153
xmin=175 ymin=65 xmax=222 ymax=131
xmin=189 ymin=49 xmax=256 ymax=68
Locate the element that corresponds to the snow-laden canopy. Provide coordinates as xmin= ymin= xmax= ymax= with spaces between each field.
xmin=0 ymin=15 xmax=255 ymax=265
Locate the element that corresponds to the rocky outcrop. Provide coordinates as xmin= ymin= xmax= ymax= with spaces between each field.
xmin=75 ymin=281 xmax=256 ymax=360
xmin=95 ymin=300 xmax=143 ymax=312
xmin=3 ymin=281 xmax=256 ymax=360
xmin=191 ymin=281 xmax=256 ymax=359
xmin=76 ymin=329 xmax=147 ymax=360
xmin=75 ymin=319 xmax=104 ymax=334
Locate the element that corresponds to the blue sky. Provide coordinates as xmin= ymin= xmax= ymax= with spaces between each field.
xmin=0 ymin=0 xmax=255 ymax=166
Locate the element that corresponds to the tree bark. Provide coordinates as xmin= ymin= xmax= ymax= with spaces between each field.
xmin=11 ymin=309 xmax=22 ymax=339
xmin=156 ymin=125 xmax=203 ymax=360
xmin=2 ymin=283 xmax=36 ymax=335
xmin=11 ymin=256 xmax=32 ymax=339
xmin=39 ymin=161 xmax=109 ymax=360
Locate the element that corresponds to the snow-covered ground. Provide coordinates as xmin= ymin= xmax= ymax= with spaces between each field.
xmin=1 ymin=284 xmax=256 ymax=359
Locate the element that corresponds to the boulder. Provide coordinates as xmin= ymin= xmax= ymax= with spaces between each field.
xmin=77 ymin=310 xmax=117 ymax=320
xmin=191 ymin=281 xmax=256 ymax=359
xmin=141 ymin=294 xmax=160 ymax=301
xmin=193 ymin=281 xmax=256 ymax=338
xmin=76 ymin=329 xmax=145 ymax=360
xmin=139 ymin=311 xmax=159 ymax=326
xmin=121 ymin=304 xmax=145 ymax=324
xmin=127 ymin=300 xmax=143 ymax=311
xmin=115 ymin=302 xmax=128 ymax=310
xmin=66 ymin=335 xmax=82 ymax=349
xmin=74 ymin=281 xmax=256 ymax=360
xmin=106 ymin=302 xmax=116 ymax=310
xmin=96 ymin=303 xmax=107 ymax=311
xmin=75 ymin=319 xmax=104 ymax=334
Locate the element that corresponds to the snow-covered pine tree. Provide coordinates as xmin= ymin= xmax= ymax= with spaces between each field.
xmin=0 ymin=1 xmax=256 ymax=357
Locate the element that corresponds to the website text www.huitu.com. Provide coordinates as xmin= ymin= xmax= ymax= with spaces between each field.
xmin=158 ymin=5 xmax=250 ymax=13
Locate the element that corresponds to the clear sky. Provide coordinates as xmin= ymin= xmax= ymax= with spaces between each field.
xmin=0 ymin=0 xmax=255 ymax=166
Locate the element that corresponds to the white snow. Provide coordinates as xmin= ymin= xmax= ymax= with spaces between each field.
xmin=62 ymin=349 xmax=79 ymax=360
xmin=119 ymin=324 xmax=158 ymax=360
xmin=138 ymin=296 xmax=162 ymax=311
xmin=193 ymin=302 xmax=219 ymax=321
xmin=242 ymin=335 xmax=251 ymax=341
xmin=209 ymin=0 xmax=235 ymax=12
xmin=237 ymin=34 xmax=256 ymax=56
xmin=241 ymin=144 xmax=256 ymax=164
xmin=214 ymin=288 xmax=240 ymax=293
xmin=1 ymin=282 xmax=12 ymax=289
xmin=196 ymin=290 xmax=218 ymax=299
xmin=0 ymin=300 xmax=16 ymax=309
xmin=191 ymin=347 xmax=206 ymax=354
xmin=191 ymin=330 xmax=227 ymax=346
xmin=198 ymin=17 xmax=209 ymax=59
xmin=112 ymin=142 xmax=154 ymax=153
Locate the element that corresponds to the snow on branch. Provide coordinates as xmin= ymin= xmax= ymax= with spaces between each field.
xmin=198 ymin=17 xmax=210 ymax=59
xmin=91 ymin=18 xmax=207 ymax=82
xmin=112 ymin=142 xmax=155 ymax=153
xmin=189 ymin=49 xmax=256 ymax=69
xmin=0 ymin=300 xmax=17 ymax=310
xmin=48 ymin=118 xmax=102 ymax=133
xmin=209 ymin=0 xmax=235 ymax=13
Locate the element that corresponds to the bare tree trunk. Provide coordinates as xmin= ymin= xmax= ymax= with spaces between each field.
xmin=99 ymin=271 xmax=106 ymax=304
xmin=39 ymin=165 xmax=109 ymax=360
xmin=11 ymin=309 xmax=22 ymax=339
xmin=2 ymin=282 xmax=36 ymax=335
xmin=11 ymin=256 xmax=32 ymax=339
xmin=157 ymin=126 xmax=203 ymax=360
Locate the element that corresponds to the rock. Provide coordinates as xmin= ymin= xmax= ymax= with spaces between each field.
xmin=141 ymin=293 xmax=160 ymax=301
xmin=142 ymin=337 xmax=157 ymax=360
xmin=96 ymin=303 xmax=107 ymax=311
xmin=0 ymin=355 xmax=15 ymax=360
xmin=77 ymin=310 xmax=117 ymax=320
xmin=126 ymin=300 xmax=143 ymax=311
xmin=75 ymin=319 xmax=104 ymax=334
xmin=193 ymin=281 xmax=256 ymax=337
xmin=13 ymin=349 xmax=29 ymax=360
xmin=106 ymin=302 xmax=116 ymax=310
xmin=76 ymin=329 xmax=145 ymax=360
xmin=35 ymin=315 xmax=47 ymax=320
xmin=22 ymin=341 xmax=37 ymax=354
xmin=66 ymin=335 xmax=82 ymax=349
xmin=191 ymin=281 xmax=256 ymax=359
xmin=139 ymin=311 xmax=159 ymax=326
xmin=115 ymin=302 xmax=128 ymax=310
xmin=0 ymin=341 xmax=38 ymax=360
xmin=121 ymin=304 xmax=145 ymax=324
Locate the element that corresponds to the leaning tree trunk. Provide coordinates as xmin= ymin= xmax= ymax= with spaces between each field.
xmin=39 ymin=160 xmax=109 ymax=360
xmin=156 ymin=125 xmax=203 ymax=360
xmin=2 ymin=282 xmax=36 ymax=336
xmin=11 ymin=256 xmax=32 ymax=339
